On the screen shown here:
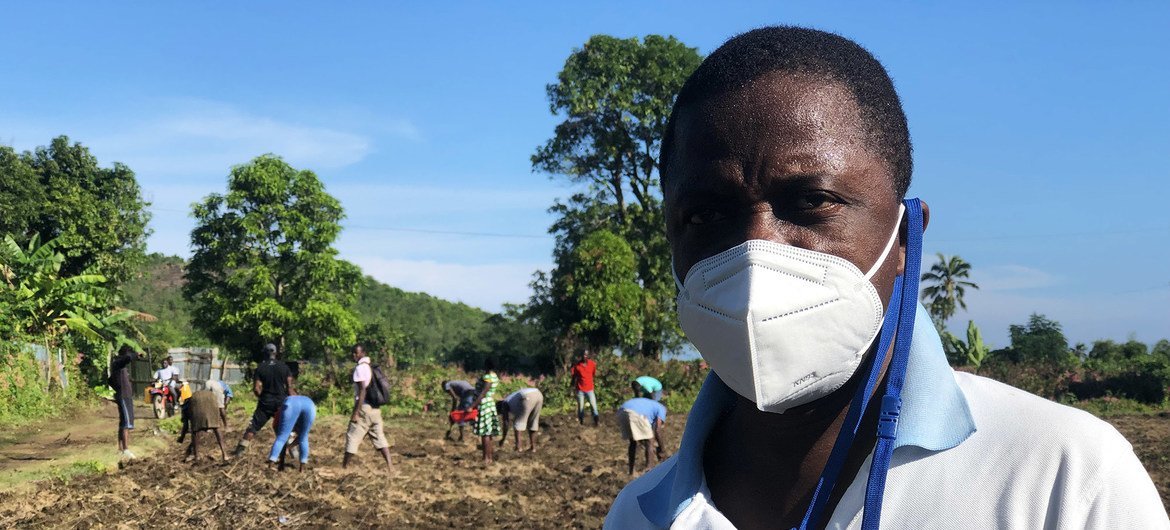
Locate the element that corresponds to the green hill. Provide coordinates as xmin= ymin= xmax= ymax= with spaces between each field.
xmin=122 ymin=253 xmax=492 ymax=363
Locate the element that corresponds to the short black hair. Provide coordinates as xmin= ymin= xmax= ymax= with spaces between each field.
xmin=661 ymin=26 xmax=912 ymax=198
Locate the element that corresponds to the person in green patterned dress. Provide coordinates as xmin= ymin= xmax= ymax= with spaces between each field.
xmin=472 ymin=358 xmax=501 ymax=463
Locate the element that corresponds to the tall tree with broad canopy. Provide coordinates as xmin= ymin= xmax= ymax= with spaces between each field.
xmin=0 ymin=137 xmax=151 ymax=287
xmin=532 ymin=34 xmax=701 ymax=359
xmin=184 ymin=155 xmax=360 ymax=362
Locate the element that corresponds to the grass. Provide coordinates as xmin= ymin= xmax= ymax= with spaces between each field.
xmin=1072 ymin=396 xmax=1167 ymax=417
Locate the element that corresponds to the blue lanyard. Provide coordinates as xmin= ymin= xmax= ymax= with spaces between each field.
xmin=796 ymin=198 xmax=924 ymax=530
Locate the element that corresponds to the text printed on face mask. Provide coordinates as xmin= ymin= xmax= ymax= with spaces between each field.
xmin=794 ymin=372 xmax=818 ymax=387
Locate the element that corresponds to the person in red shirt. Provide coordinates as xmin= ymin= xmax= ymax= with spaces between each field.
xmin=569 ymin=350 xmax=599 ymax=426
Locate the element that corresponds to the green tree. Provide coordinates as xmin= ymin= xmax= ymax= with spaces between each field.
xmin=0 ymin=137 xmax=151 ymax=287
xmin=531 ymin=229 xmax=643 ymax=363
xmin=1153 ymin=339 xmax=1170 ymax=360
xmin=532 ymin=34 xmax=701 ymax=359
xmin=184 ymin=155 xmax=360 ymax=362
xmin=1004 ymin=313 xmax=1073 ymax=365
xmin=449 ymin=304 xmax=556 ymax=374
xmin=920 ymin=253 xmax=979 ymax=330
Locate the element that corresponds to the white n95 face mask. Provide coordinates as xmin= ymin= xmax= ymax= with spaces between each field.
xmin=675 ymin=205 xmax=904 ymax=413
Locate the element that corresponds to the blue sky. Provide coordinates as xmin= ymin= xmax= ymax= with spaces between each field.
xmin=2 ymin=2 xmax=1167 ymax=348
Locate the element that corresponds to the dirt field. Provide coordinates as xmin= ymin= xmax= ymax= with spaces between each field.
xmin=0 ymin=401 xmax=682 ymax=529
xmin=1 ymin=402 xmax=1168 ymax=528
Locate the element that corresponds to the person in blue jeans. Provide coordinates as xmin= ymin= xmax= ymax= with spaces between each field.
xmin=268 ymin=395 xmax=316 ymax=471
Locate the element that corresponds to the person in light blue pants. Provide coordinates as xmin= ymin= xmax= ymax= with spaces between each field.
xmin=268 ymin=395 xmax=316 ymax=471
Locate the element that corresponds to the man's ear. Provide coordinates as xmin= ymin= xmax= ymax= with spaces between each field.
xmin=895 ymin=200 xmax=929 ymax=277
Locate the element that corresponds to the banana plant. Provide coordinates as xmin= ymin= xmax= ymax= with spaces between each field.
xmin=942 ymin=320 xmax=990 ymax=371
xmin=0 ymin=234 xmax=151 ymax=350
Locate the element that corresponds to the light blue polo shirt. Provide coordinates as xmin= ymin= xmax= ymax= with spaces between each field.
xmin=613 ymin=303 xmax=976 ymax=527
xmin=637 ymin=376 xmax=664 ymax=393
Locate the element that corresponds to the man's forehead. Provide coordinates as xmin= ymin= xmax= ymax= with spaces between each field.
xmin=664 ymin=73 xmax=889 ymax=202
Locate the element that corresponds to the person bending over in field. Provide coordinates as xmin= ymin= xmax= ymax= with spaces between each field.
xmin=232 ymin=343 xmax=295 ymax=457
xmin=496 ymin=387 xmax=544 ymax=453
xmin=207 ymin=378 xmax=233 ymax=429
xmin=441 ymin=379 xmax=476 ymax=441
xmin=616 ymin=395 xmax=666 ymax=475
xmin=268 ymin=395 xmax=316 ymax=472
xmin=178 ymin=388 xmax=229 ymax=462
xmin=632 ymin=375 xmax=663 ymax=402
xmin=471 ymin=359 xmax=501 ymax=463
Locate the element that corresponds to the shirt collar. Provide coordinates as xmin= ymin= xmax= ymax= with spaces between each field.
xmin=357 ymin=357 xmax=370 ymax=365
xmin=637 ymin=302 xmax=976 ymax=527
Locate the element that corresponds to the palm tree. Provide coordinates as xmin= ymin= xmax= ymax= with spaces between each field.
xmin=920 ymin=253 xmax=979 ymax=330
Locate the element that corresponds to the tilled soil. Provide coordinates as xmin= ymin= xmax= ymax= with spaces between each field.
xmin=0 ymin=411 xmax=682 ymax=529
xmin=1106 ymin=413 xmax=1170 ymax=507
xmin=1 ymin=407 xmax=1167 ymax=529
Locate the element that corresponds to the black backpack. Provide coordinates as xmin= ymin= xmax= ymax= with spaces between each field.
xmin=364 ymin=365 xmax=392 ymax=408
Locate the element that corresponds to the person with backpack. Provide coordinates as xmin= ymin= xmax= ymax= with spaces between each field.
xmin=342 ymin=344 xmax=393 ymax=472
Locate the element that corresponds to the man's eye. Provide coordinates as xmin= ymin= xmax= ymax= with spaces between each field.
xmin=687 ymin=210 xmax=727 ymax=225
xmin=796 ymin=193 xmax=836 ymax=211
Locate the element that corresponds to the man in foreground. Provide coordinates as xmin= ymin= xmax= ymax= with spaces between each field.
xmin=342 ymin=345 xmax=393 ymax=472
xmin=606 ymin=26 xmax=1167 ymax=529
xmin=496 ymin=387 xmax=544 ymax=453
xmin=109 ymin=345 xmax=140 ymax=459
xmin=232 ymin=343 xmax=294 ymax=457
xmin=616 ymin=395 xmax=666 ymax=475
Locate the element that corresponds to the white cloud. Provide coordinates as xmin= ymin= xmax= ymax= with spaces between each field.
xmin=332 ymin=183 xmax=564 ymax=218
xmin=3 ymin=99 xmax=393 ymax=178
xmin=971 ymin=264 xmax=1061 ymax=291
xmin=348 ymin=257 xmax=549 ymax=312
xmin=93 ymin=100 xmax=375 ymax=176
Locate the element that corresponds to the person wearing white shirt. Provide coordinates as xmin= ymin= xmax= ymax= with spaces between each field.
xmin=605 ymin=25 xmax=1168 ymax=530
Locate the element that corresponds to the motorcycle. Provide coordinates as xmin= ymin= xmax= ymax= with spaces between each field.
xmin=148 ymin=380 xmax=177 ymax=419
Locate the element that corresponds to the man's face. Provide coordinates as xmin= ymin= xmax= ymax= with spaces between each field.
xmin=352 ymin=347 xmax=364 ymax=362
xmin=162 ymin=359 xmax=170 ymax=367
xmin=665 ymin=72 xmax=913 ymax=311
